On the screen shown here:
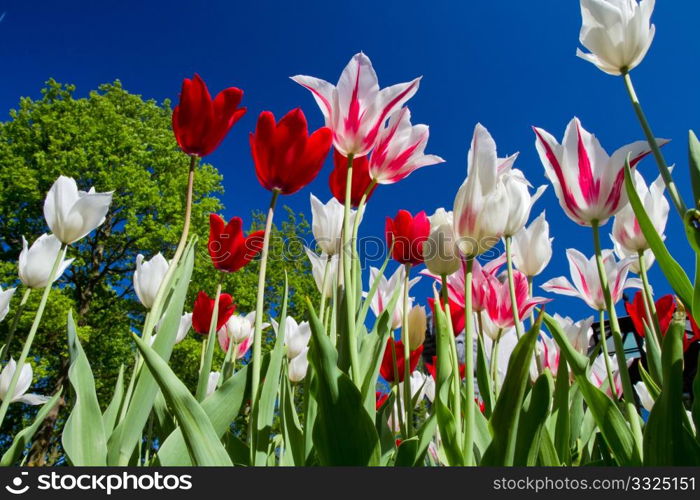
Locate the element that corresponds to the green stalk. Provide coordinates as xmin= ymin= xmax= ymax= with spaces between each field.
xmin=622 ymin=72 xmax=686 ymax=218
xmin=462 ymin=257 xmax=475 ymax=465
xmin=637 ymin=250 xmax=664 ymax=347
xmin=0 ymin=244 xmax=66 ymax=427
xmin=441 ymin=274 xmax=462 ymax=443
xmin=598 ymin=309 xmax=616 ymax=398
xmin=591 ymin=220 xmax=643 ymax=453
xmin=490 ymin=332 xmax=501 ymax=397
xmin=350 ymin=179 xmax=378 ymax=296
xmin=389 ymin=336 xmax=406 ymax=437
xmin=220 ymin=333 xmax=239 ymax=385
xmin=318 ymin=256 xmax=331 ymax=325
xmin=0 ymin=287 xmax=32 ymax=363
xmin=402 ymin=263 xmax=413 ymax=438
xmin=505 ymin=236 xmax=523 ymax=339
xmin=195 ymin=284 xmax=221 ymax=401
xmin=250 ymin=189 xmax=280 ymax=421
xmin=342 ymin=153 xmax=360 ymax=385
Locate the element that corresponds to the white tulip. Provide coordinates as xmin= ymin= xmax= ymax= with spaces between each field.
xmin=552 ymin=313 xmax=594 ymax=355
xmin=43 ymin=176 xmax=113 ymax=245
xmin=133 ymin=253 xmax=169 ymax=309
xmin=152 ymin=312 xmax=192 ymax=346
xmin=310 ymin=194 xmax=357 ymax=255
xmin=18 ymin=234 xmax=73 ymax=289
xmin=279 ymin=317 xmax=311 ymax=360
xmin=424 ymin=208 xmax=461 ymax=276
xmin=611 ymin=170 xmax=669 ymax=268
xmin=0 ymin=359 xmax=48 ymax=405
xmin=305 ymin=248 xmax=340 ymax=298
xmin=288 ymin=347 xmax=309 ymax=383
xmin=221 ymin=312 xmax=266 ymax=345
xmin=367 ymin=265 xmax=420 ymax=330
xmin=577 ymin=0 xmax=656 ymax=76
xmin=511 ymin=212 xmax=553 ymax=277
xmin=502 ymin=169 xmax=547 ymax=237
xmin=454 ymin=124 xmax=515 ymax=257
xmin=634 ymin=381 xmax=654 ymax=412
xmin=206 ymin=371 xmax=220 ymax=397
xmin=0 ymin=287 xmax=16 ymax=323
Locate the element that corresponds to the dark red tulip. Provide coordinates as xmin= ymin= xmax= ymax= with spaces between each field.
xmin=192 ymin=290 xmax=235 ymax=335
xmin=208 ymin=214 xmax=265 ymax=272
xmin=385 ymin=210 xmax=430 ymax=266
xmin=330 ymin=150 xmax=377 ymax=207
xmin=250 ymin=109 xmax=332 ymax=195
xmin=172 ymin=74 xmax=246 ymax=157
xmin=379 ymin=338 xmax=423 ymax=383
xmin=427 ymin=296 xmax=466 ymax=336
xmin=424 ymin=355 xmax=465 ymax=380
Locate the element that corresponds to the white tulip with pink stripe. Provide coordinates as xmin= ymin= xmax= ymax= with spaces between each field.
xmin=484 ymin=270 xmax=550 ymax=329
xmin=369 ymin=107 xmax=444 ymax=184
xmin=291 ymin=52 xmax=420 ymax=157
xmin=533 ymin=117 xmax=664 ymax=226
xmin=541 ymin=248 xmax=641 ymax=310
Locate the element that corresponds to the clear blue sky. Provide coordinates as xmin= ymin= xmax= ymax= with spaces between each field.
xmin=1 ymin=0 xmax=698 ymax=321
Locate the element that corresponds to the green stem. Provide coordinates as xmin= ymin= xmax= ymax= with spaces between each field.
xmin=462 ymin=257 xmax=475 ymax=465
xmin=622 ymin=72 xmax=686 ymax=218
xmin=195 ymin=284 xmax=221 ymax=401
xmin=505 ymin=236 xmax=523 ymax=339
xmin=402 ymin=263 xmax=413 ymax=438
xmin=637 ymin=250 xmax=664 ymax=346
xmin=591 ymin=220 xmax=643 ymax=453
xmin=350 ymin=178 xmax=378 ymax=296
xmin=441 ymin=274 xmax=462 ymax=444
xmin=342 ymin=153 xmax=360 ymax=386
xmin=389 ymin=336 xmax=406 ymax=436
xmin=250 ymin=189 xmax=280 ymax=422
xmin=318 ymin=255 xmax=331 ymax=325
xmin=0 ymin=244 xmax=66 ymax=427
xmin=598 ymin=309 xmax=616 ymax=398
xmin=491 ymin=332 xmax=501 ymax=397
xmin=1 ymin=288 xmax=32 ymax=363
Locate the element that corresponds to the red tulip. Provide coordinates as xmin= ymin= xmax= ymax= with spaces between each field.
xmin=192 ymin=291 xmax=235 ymax=335
xmin=625 ymin=292 xmax=675 ymax=338
xmin=427 ymin=296 xmax=465 ymax=335
xmin=330 ymin=150 xmax=377 ymax=208
xmin=385 ymin=210 xmax=430 ymax=266
xmin=375 ymin=391 xmax=390 ymax=410
xmin=208 ymin=214 xmax=265 ymax=273
xmin=172 ymin=74 xmax=246 ymax=157
xmin=379 ymin=338 xmax=423 ymax=383
xmin=250 ymin=108 xmax=332 ymax=195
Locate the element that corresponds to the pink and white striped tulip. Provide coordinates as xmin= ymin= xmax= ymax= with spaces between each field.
xmin=291 ymin=52 xmax=420 ymax=157
xmin=368 ymin=108 xmax=444 ymax=184
xmin=368 ymin=265 xmax=420 ymax=330
xmin=511 ymin=211 xmax=553 ymax=277
xmin=484 ymin=270 xmax=550 ymax=329
xmin=541 ymin=248 xmax=641 ymax=310
xmin=537 ymin=333 xmax=561 ymax=376
xmin=590 ymin=353 xmax=629 ymax=398
xmin=454 ymin=124 xmax=516 ymax=257
xmin=611 ymin=169 xmax=669 ymax=261
xmin=533 ymin=117 xmax=662 ymax=226
xmin=577 ymin=0 xmax=656 ymax=76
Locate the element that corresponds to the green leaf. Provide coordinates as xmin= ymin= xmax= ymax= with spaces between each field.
xmin=694 ymin=352 xmax=700 ymax=445
xmin=132 ymin=333 xmax=232 ymax=466
xmin=643 ymin=314 xmax=700 ymax=465
xmin=280 ymin=369 xmax=304 ymax=466
xmin=107 ymin=239 xmax=196 ymax=465
xmin=376 ymin=392 xmax=397 ymax=466
xmin=306 ymin=298 xmax=380 ymax=465
xmin=538 ymin=426 xmax=561 ymax=466
xmin=395 ymin=413 xmax=436 ymax=466
xmin=481 ymin=311 xmax=542 ymax=466
xmin=251 ymin=276 xmax=288 ymax=466
xmin=1 ymin=391 xmax=62 ymax=466
xmin=223 ymin=432 xmax=250 ymax=466
xmin=544 ymin=312 xmax=640 ymax=466
xmin=476 ymin=333 xmax=494 ymax=417
xmin=102 ymin=364 xmax=125 ymax=437
xmin=473 ymin=399 xmax=492 ymax=461
xmin=625 ymin=160 xmax=694 ymax=311
xmin=156 ymin=363 xmax=251 ymax=466
xmin=552 ymin=357 xmax=571 ymax=464
xmin=639 ymin=364 xmax=661 ymax=401
xmin=62 ymin=310 xmax=107 ymax=466
xmin=359 ymin=309 xmax=391 ymax=415
xmin=514 ymin=370 xmax=555 ymax=466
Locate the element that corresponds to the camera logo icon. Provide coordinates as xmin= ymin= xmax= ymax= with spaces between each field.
xmin=5 ymin=471 xmax=29 ymax=495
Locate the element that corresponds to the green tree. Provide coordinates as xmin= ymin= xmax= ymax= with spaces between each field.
xmin=0 ymin=80 xmax=318 ymax=464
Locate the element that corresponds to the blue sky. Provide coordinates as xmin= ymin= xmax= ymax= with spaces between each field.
xmin=1 ymin=0 xmax=698 ymax=321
